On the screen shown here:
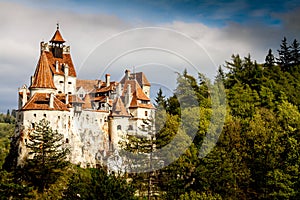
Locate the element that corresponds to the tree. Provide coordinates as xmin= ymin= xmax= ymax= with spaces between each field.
xmin=154 ymin=88 xmax=167 ymax=109
xmin=64 ymin=167 xmax=136 ymax=200
xmin=290 ymin=39 xmax=300 ymax=66
xmin=23 ymin=119 xmax=69 ymax=192
xmin=265 ymin=48 xmax=275 ymax=67
xmin=277 ymin=37 xmax=291 ymax=69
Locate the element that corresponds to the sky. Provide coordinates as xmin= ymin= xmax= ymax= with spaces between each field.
xmin=1 ymin=0 xmax=300 ymax=113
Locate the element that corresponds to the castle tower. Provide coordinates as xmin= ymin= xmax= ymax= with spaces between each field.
xmin=50 ymin=23 xmax=65 ymax=58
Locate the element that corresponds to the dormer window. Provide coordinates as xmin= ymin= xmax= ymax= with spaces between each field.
xmin=141 ymin=100 xmax=148 ymax=104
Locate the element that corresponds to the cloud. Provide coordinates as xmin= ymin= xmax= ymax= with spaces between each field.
xmin=0 ymin=1 xmax=299 ymax=112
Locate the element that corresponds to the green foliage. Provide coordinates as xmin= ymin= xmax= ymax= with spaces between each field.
xmin=2 ymin=36 xmax=300 ymax=199
xmin=0 ymin=170 xmax=33 ymax=200
xmin=0 ymin=123 xmax=14 ymax=168
xmin=23 ymin=119 xmax=70 ymax=192
xmin=64 ymin=167 xmax=136 ymax=200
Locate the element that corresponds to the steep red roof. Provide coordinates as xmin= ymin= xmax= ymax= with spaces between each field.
xmin=50 ymin=29 xmax=65 ymax=43
xmin=76 ymin=79 xmax=99 ymax=92
xmin=129 ymin=94 xmax=154 ymax=109
xmin=121 ymin=80 xmax=140 ymax=96
xmin=29 ymin=51 xmax=56 ymax=89
xmin=96 ymin=82 xmax=117 ymax=93
xmin=136 ymin=87 xmax=150 ymax=101
xmin=21 ymin=93 xmax=68 ymax=111
xmin=120 ymin=72 xmax=151 ymax=87
xmin=111 ymin=97 xmax=130 ymax=117
xmin=45 ymin=51 xmax=76 ymax=77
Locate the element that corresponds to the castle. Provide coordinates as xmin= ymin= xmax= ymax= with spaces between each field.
xmin=15 ymin=25 xmax=154 ymax=168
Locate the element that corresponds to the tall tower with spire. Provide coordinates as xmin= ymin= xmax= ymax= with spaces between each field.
xmin=50 ymin=23 xmax=65 ymax=58
xmin=14 ymin=25 xmax=77 ymax=166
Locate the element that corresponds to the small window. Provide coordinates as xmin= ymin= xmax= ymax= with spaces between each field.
xmin=128 ymin=125 xmax=133 ymax=130
xmin=43 ymin=114 xmax=46 ymax=117
xmin=59 ymin=81 xmax=64 ymax=83
xmin=68 ymin=82 xmax=72 ymax=84
xmin=117 ymin=125 xmax=122 ymax=130
xmin=58 ymin=116 xmax=60 ymax=120
xmin=32 ymin=123 xmax=35 ymax=128
xmin=58 ymin=91 xmax=62 ymax=94
xmin=33 ymin=114 xmax=36 ymax=117
xmin=66 ymin=138 xmax=69 ymax=143
xmin=145 ymin=111 xmax=148 ymax=116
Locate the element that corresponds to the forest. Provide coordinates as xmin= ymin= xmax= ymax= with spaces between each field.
xmin=0 ymin=36 xmax=299 ymax=199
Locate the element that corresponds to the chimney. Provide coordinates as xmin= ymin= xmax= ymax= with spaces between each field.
xmin=49 ymin=93 xmax=54 ymax=108
xmin=125 ymin=69 xmax=130 ymax=80
xmin=116 ymin=83 xmax=122 ymax=97
xmin=125 ymin=84 xmax=131 ymax=107
xmin=21 ymin=85 xmax=28 ymax=107
xmin=105 ymin=74 xmax=110 ymax=87
xmin=55 ymin=61 xmax=59 ymax=72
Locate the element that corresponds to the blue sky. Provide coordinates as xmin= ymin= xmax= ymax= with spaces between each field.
xmin=12 ymin=0 xmax=299 ymax=25
xmin=1 ymin=0 xmax=300 ymax=113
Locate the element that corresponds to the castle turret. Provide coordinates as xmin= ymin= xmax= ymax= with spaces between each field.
xmin=29 ymin=51 xmax=56 ymax=96
xmin=50 ymin=23 xmax=65 ymax=58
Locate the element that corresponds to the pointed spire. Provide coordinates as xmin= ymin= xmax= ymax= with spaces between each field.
xmin=29 ymin=51 xmax=56 ymax=89
xmin=50 ymin=23 xmax=65 ymax=43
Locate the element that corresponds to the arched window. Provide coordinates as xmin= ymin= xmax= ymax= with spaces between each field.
xmin=117 ymin=125 xmax=122 ymax=130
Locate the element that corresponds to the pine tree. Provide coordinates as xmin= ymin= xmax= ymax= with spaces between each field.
xmin=24 ymin=119 xmax=69 ymax=192
xmin=290 ymin=39 xmax=300 ymax=65
xmin=4 ymin=109 xmax=10 ymax=124
xmin=277 ymin=37 xmax=292 ymax=69
xmin=154 ymin=88 xmax=167 ymax=109
xmin=265 ymin=48 xmax=275 ymax=67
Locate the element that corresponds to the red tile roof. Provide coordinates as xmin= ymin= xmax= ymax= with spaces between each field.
xmin=45 ymin=51 xmax=76 ymax=77
xmin=92 ymin=96 xmax=106 ymax=102
xmin=135 ymin=87 xmax=150 ymax=101
xmin=50 ymin=29 xmax=65 ymax=43
xmin=121 ymin=80 xmax=140 ymax=96
xmin=69 ymin=95 xmax=85 ymax=104
xmin=82 ymin=94 xmax=92 ymax=109
xmin=21 ymin=93 xmax=69 ymax=111
xmin=110 ymin=97 xmax=130 ymax=117
xmin=96 ymin=82 xmax=117 ymax=93
xmin=76 ymin=79 xmax=99 ymax=92
xmin=129 ymin=94 xmax=154 ymax=109
xmin=120 ymin=72 xmax=151 ymax=87
xmin=29 ymin=51 xmax=56 ymax=89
